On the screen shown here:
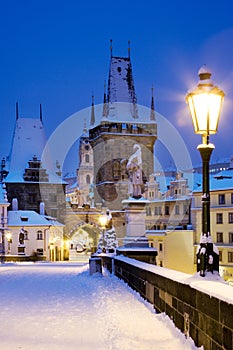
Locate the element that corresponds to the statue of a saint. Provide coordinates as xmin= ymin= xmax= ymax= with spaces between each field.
xmin=19 ymin=228 xmax=25 ymax=245
xmin=126 ymin=144 xmax=143 ymax=199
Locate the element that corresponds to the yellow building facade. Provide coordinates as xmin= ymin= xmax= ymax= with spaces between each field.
xmin=145 ymin=172 xmax=196 ymax=274
xmin=192 ymin=170 xmax=233 ymax=282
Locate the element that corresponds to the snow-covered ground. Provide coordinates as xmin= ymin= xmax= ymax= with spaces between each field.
xmin=0 ymin=262 xmax=201 ymax=350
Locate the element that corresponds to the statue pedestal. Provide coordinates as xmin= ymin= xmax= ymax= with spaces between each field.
xmin=122 ymin=198 xmax=149 ymax=246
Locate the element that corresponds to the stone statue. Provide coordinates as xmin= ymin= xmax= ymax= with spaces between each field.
xmin=126 ymin=144 xmax=143 ymax=199
xmin=19 ymin=228 xmax=25 ymax=245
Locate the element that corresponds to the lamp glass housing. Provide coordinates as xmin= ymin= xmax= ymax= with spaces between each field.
xmin=187 ymin=87 xmax=224 ymax=135
xmin=99 ymin=215 xmax=108 ymax=228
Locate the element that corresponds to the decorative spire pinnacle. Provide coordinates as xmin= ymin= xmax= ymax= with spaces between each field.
xmin=39 ymin=103 xmax=43 ymax=122
xmin=90 ymin=95 xmax=95 ymax=126
xmin=110 ymin=39 xmax=113 ymax=57
xmin=128 ymin=40 xmax=131 ymax=58
xmin=16 ymin=102 xmax=19 ymax=120
xmin=150 ymin=85 xmax=156 ymax=121
xmin=102 ymin=81 xmax=108 ymax=118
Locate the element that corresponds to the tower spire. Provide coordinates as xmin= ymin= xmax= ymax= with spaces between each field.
xmin=102 ymin=81 xmax=108 ymax=118
xmin=16 ymin=102 xmax=19 ymax=120
xmin=128 ymin=40 xmax=131 ymax=58
xmin=150 ymin=86 xmax=156 ymax=121
xmin=90 ymin=95 xmax=95 ymax=126
xmin=110 ymin=39 xmax=113 ymax=57
xmin=39 ymin=104 xmax=43 ymax=122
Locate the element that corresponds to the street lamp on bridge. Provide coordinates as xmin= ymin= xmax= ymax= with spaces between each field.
xmin=99 ymin=213 xmax=108 ymax=253
xmin=186 ymin=65 xmax=225 ymax=277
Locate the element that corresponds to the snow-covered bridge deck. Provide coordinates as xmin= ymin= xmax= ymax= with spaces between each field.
xmin=0 ymin=263 xmax=199 ymax=350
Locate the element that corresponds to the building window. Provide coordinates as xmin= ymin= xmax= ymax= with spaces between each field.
xmin=216 ymin=213 xmax=223 ymax=224
xmin=154 ymin=207 xmax=158 ymax=215
xmin=183 ymin=204 xmax=189 ymax=215
xmin=229 ymin=213 xmax=233 ymax=223
xmin=159 ymin=243 xmax=163 ymax=252
xmin=175 ymin=205 xmax=180 ymax=215
xmin=37 ymin=231 xmax=43 ymax=240
xmin=18 ymin=246 xmax=25 ymax=255
xmin=229 ymin=232 xmax=233 ymax=244
xmin=219 ymin=250 xmax=222 ymax=262
xmin=147 ymin=207 xmax=152 ymax=216
xmin=150 ymin=242 xmax=154 ymax=248
xmin=228 ymin=252 xmax=233 ymax=263
xmin=158 ymin=206 xmax=162 ymax=215
xmin=165 ymin=206 xmax=170 ymax=215
xmin=216 ymin=232 xmax=223 ymax=243
xmin=231 ymin=193 xmax=233 ymax=204
xmin=85 ymin=154 xmax=89 ymax=163
xmin=37 ymin=248 xmax=44 ymax=256
xmin=218 ymin=194 xmax=225 ymax=205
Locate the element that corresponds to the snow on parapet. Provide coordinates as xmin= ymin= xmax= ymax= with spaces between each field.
xmin=115 ymin=256 xmax=233 ymax=304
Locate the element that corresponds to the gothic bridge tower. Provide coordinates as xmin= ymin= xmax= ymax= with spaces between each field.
xmin=89 ymin=42 xmax=157 ymax=211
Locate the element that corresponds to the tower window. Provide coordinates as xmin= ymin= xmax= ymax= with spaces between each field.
xmin=85 ymin=154 xmax=89 ymax=163
xmin=117 ymin=67 xmax=121 ymax=73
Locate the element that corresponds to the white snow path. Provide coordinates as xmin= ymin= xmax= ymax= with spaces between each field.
xmin=0 ymin=263 xmax=201 ymax=350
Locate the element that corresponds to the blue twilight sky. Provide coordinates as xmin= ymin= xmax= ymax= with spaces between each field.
xmin=0 ymin=0 xmax=232 ymax=174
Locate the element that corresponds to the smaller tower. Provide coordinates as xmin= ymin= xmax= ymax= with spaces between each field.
xmin=76 ymin=120 xmax=94 ymax=205
xmin=90 ymin=95 xmax=95 ymax=127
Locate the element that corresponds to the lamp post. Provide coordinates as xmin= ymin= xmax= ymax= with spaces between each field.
xmin=99 ymin=213 xmax=108 ymax=253
xmin=0 ymin=227 xmax=5 ymax=264
xmin=186 ymin=66 xmax=224 ymax=277
xmin=6 ymin=232 xmax=12 ymax=255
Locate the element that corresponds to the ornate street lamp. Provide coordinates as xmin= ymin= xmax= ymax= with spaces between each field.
xmin=99 ymin=213 xmax=108 ymax=253
xmin=186 ymin=66 xmax=224 ymax=277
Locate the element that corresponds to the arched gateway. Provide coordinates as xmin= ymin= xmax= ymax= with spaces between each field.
xmin=67 ymin=222 xmax=102 ymax=261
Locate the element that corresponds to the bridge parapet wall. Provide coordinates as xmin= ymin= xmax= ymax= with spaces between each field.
xmin=113 ymin=256 xmax=233 ymax=350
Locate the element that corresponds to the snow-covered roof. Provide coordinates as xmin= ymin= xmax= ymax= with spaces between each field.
xmin=108 ymin=56 xmax=136 ymax=105
xmin=91 ymin=54 xmax=154 ymax=123
xmin=7 ymin=118 xmax=47 ymax=173
xmin=193 ymin=170 xmax=233 ymax=192
xmin=99 ymin=103 xmax=156 ymax=125
xmin=42 ymin=215 xmax=64 ymax=227
xmin=117 ymin=246 xmax=157 ymax=252
xmin=8 ymin=210 xmax=60 ymax=227
xmin=5 ymin=117 xmax=65 ymax=184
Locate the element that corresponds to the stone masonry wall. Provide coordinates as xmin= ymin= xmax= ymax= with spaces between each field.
xmin=113 ymin=257 xmax=233 ymax=350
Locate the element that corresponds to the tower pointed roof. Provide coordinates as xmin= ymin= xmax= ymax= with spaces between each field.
xmin=107 ymin=42 xmax=138 ymax=118
xmin=6 ymin=117 xmax=47 ymax=180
